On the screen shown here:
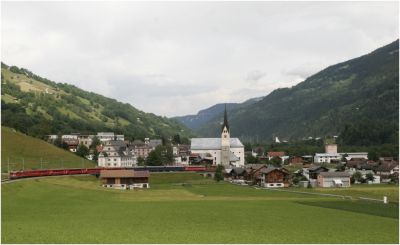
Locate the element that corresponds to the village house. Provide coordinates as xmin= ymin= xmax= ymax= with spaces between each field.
xmin=314 ymin=153 xmax=341 ymax=163
xmin=237 ymin=164 xmax=289 ymax=188
xmin=374 ymin=161 xmax=399 ymax=182
xmin=317 ymin=172 xmax=351 ymax=187
xmin=97 ymin=132 xmax=124 ymax=142
xmin=129 ymin=138 xmax=162 ymax=159
xmin=258 ymin=166 xmax=290 ymax=188
xmin=267 ymin=152 xmax=288 ymax=162
xmin=173 ymin=144 xmax=190 ymax=165
xmin=307 ymin=165 xmax=329 ymax=179
xmin=346 ymin=169 xmax=381 ymax=184
xmin=63 ymin=139 xmax=79 ymax=152
xmin=343 ymin=152 xmax=368 ymax=161
xmin=77 ymin=134 xmax=94 ymax=148
xmin=100 ymin=170 xmax=150 ymax=189
xmin=315 ymin=143 xmax=368 ymax=163
xmin=98 ymin=140 xmax=136 ymax=167
xmin=288 ymin=156 xmax=304 ymax=165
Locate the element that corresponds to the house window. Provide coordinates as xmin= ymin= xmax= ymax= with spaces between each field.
xmin=114 ymin=158 xmax=117 ymax=161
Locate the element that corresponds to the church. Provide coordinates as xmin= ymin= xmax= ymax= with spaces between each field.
xmin=190 ymin=106 xmax=245 ymax=167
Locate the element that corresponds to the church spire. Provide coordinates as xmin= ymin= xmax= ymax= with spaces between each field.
xmin=221 ymin=104 xmax=230 ymax=133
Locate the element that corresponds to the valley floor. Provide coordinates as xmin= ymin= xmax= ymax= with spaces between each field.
xmin=1 ymin=173 xmax=399 ymax=244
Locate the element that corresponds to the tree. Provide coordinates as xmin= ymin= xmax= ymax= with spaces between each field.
xmin=245 ymin=154 xmax=258 ymax=164
xmin=76 ymin=144 xmax=89 ymax=158
xmin=214 ymin=165 xmax=224 ymax=182
xmin=146 ymin=150 xmax=162 ymax=166
xmin=389 ymin=174 xmax=399 ymax=184
xmin=336 ymin=164 xmax=345 ymax=171
xmin=351 ymin=171 xmax=363 ymax=184
xmin=269 ymin=156 xmax=282 ymax=167
xmin=90 ymin=136 xmax=101 ymax=150
xmin=172 ymin=134 xmax=181 ymax=144
xmin=365 ymin=173 xmax=375 ymax=182
xmin=137 ymin=156 xmax=145 ymax=166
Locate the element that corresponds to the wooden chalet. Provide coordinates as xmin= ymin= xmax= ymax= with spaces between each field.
xmin=259 ymin=167 xmax=290 ymax=188
xmin=288 ymin=156 xmax=303 ymax=165
xmin=308 ymin=165 xmax=329 ymax=179
xmin=100 ymin=170 xmax=150 ymax=189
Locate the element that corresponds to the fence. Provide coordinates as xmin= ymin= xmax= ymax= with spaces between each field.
xmin=261 ymin=187 xmax=353 ymax=200
xmin=359 ymin=196 xmax=389 ymax=204
xmin=1 ymin=156 xmax=92 ymax=173
xmin=260 ymin=187 xmax=392 ymax=204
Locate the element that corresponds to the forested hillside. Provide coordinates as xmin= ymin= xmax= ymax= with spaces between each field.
xmin=196 ymin=40 xmax=399 ymax=146
xmin=1 ymin=63 xmax=192 ymax=141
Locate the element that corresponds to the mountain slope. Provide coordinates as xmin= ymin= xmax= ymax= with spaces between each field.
xmin=1 ymin=63 xmax=193 ymax=140
xmin=196 ymin=40 xmax=399 ymax=142
xmin=1 ymin=127 xmax=95 ymax=171
xmin=174 ymin=96 xmax=264 ymax=130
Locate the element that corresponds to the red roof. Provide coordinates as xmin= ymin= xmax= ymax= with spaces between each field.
xmin=267 ymin=152 xmax=285 ymax=157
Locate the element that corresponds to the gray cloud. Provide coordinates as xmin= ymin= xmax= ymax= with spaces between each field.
xmin=245 ymin=70 xmax=267 ymax=84
xmin=1 ymin=1 xmax=398 ymax=117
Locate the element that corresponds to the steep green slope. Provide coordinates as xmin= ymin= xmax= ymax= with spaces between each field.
xmin=1 ymin=127 xmax=95 ymax=171
xmin=197 ymin=40 xmax=399 ymax=143
xmin=1 ymin=64 xmax=192 ymax=140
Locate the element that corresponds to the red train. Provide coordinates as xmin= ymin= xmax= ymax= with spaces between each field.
xmin=9 ymin=165 xmax=207 ymax=180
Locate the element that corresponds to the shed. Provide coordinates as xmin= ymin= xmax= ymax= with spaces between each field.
xmin=317 ymin=172 xmax=351 ymax=188
xmin=100 ymin=170 xmax=150 ymax=189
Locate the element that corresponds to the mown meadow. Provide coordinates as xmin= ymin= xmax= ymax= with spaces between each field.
xmin=1 ymin=173 xmax=399 ymax=243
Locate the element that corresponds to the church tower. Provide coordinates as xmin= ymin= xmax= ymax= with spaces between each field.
xmin=220 ymin=104 xmax=230 ymax=166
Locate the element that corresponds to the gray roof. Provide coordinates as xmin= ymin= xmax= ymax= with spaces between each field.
xmin=231 ymin=167 xmax=245 ymax=175
xmin=148 ymin=139 xmax=162 ymax=148
xmin=191 ymin=138 xmax=244 ymax=150
xmin=230 ymin=152 xmax=240 ymax=162
xmin=319 ymin=172 xmax=351 ymax=177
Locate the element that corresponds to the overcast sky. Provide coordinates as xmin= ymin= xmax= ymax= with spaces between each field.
xmin=1 ymin=1 xmax=399 ymax=117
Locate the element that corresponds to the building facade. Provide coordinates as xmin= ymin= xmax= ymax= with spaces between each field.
xmin=190 ymin=106 xmax=244 ymax=167
xmin=98 ymin=140 xmax=136 ymax=167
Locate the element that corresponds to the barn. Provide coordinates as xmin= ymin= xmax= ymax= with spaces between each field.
xmin=100 ymin=170 xmax=150 ymax=189
xmin=317 ymin=172 xmax=351 ymax=188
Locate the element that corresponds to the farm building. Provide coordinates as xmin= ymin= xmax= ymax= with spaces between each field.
xmin=100 ymin=170 xmax=150 ymax=189
xmin=317 ymin=172 xmax=351 ymax=188
xmin=307 ymin=165 xmax=329 ymax=179
xmin=259 ymin=167 xmax=290 ymax=188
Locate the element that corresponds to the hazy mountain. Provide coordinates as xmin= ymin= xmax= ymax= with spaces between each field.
xmin=196 ymin=40 xmax=399 ymax=143
xmin=173 ymin=96 xmax=264 ymax=130
xmin=1 ymin=63 xmax=193 ymax=140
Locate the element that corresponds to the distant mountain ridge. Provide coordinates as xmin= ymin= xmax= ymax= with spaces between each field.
xmin=173 ymin=96 xmax=264 ymax=130
xmin=1 ymin=63 xmax=193 ymax=140
xmin=194 ymin=40 xmax=399 ymax=143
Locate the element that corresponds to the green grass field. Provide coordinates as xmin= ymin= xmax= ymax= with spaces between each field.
xmin=2 ymin=173 xmax=399 ymax=244
xmin=1 ymin=127 xmax=95 ymax=172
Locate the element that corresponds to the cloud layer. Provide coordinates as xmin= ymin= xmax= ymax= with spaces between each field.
xmin=1 ymin=1 xmax=398 ymax=117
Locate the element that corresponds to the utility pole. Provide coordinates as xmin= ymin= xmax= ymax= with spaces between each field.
xmin=7 ymin=157 xmax=10 ymax=174
xmin=22 ymin=157 xmax=25 ymax=171
xmin=40 ymin=157 xmax=43 ymax=169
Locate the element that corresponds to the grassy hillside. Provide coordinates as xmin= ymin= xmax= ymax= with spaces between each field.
xmin=1 ymin=63 xmax=192 ymax=140
xmin=1 ymin=127 xmax=95 ymax=172
xmin=197 ymin=40 xmax=399 ymax=143
xmin=2 ymin=174 xmax=398 ymax=243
